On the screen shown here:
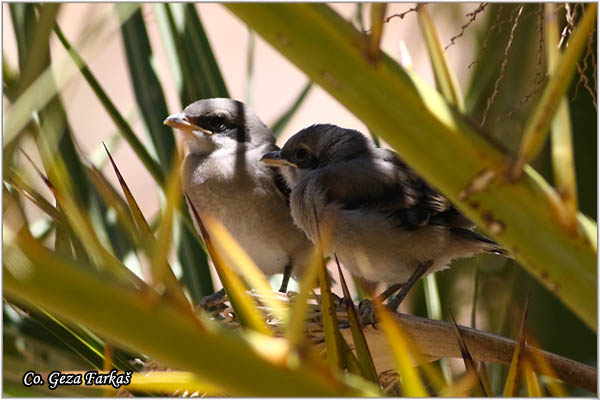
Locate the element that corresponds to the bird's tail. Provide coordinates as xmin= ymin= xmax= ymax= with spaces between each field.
xmin=450 ymin=228 xmax=511 ymax=258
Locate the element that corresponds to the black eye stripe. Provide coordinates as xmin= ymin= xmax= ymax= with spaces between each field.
xmin=196 ymin=115 xmax=235 ymax=132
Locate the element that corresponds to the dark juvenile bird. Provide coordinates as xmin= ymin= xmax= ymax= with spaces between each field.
xmin=164 ymin=98 xmax=312 ymax=303
xmin=261 ymin=124 xmax=508 ymax=310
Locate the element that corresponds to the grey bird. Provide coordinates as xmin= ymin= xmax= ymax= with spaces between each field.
xmin=164 ymin=98 xmax=312 ymax=304
xmin=261 ymin=124 xmax=508 ymax=311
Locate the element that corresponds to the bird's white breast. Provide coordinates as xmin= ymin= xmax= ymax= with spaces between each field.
xmin=183 ymin=148 xmax=308 ymax=275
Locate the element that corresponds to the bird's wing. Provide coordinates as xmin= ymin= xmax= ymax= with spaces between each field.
xmin=314 ymin=148 xmax=474 ymax=230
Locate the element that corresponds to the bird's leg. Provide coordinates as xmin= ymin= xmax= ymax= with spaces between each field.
xmin=198 ymin=288 xmax=227 ymax=311
xmin=279 ymin=262 xmax=293 ymax=293
xmin=386 ymin=260 xmax=433 ymax=311
xmin=376 ymin=283 xmax=404 ymax=302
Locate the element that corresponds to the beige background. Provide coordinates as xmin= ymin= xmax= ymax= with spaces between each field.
xmin=4 ymin=3 xmax=481 ymax=219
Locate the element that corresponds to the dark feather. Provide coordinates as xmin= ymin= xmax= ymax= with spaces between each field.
xmin=272 ymin=167 xmax=291 ymax=207
xmin=265 ymin=143 xmax=292 ymax=207
xmin=317 ymin=146 xmax=473 ymax=231
xmin=283 ymin=124 xmax=503 ymax=250
xmin=450 ymin=228 xmax=508 ymax=256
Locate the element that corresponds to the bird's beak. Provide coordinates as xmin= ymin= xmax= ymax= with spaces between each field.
xmin=260 ymin=151 xmax=297 ymax=168
xmin=163 ymin=113 xmax=213 ymax=135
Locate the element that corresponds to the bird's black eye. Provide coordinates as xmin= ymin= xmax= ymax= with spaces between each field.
xmin=295 ymin=148 xmax=309 ymax=162
xmin=209 ymin=116 xmax=227 ymax=132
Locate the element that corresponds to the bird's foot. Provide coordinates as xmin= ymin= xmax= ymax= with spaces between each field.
xmin=358 ymin=297 xmax=405 ymax=326
xmin=198 ymin=288 xmax=228 ymax=312
xmin=358 ymin=299 xmax=378 ymax=327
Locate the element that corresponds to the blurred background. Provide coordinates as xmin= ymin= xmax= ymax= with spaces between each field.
xmin=4 ymin=3 xmax=485 ymax=216
xmin=3 ymin=3 xmax=597 ymax=395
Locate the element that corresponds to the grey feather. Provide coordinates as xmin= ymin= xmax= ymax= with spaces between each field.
xmin=166 ymin=99 xmax=312 ymax=283
xmin=268 ymin=124 xmax=508 ymax=285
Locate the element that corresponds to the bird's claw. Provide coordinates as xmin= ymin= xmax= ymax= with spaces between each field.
xmin=198 ymin=288 xmax=228 ymax=311
xmin=358 ymin=299 xmax=378 ymax=327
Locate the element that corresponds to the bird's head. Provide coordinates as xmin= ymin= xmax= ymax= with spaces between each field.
xmin=260 ymin=124 xmax=372 ymax=186
xmin=164 ymin=98 xmax=274 ymax=155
